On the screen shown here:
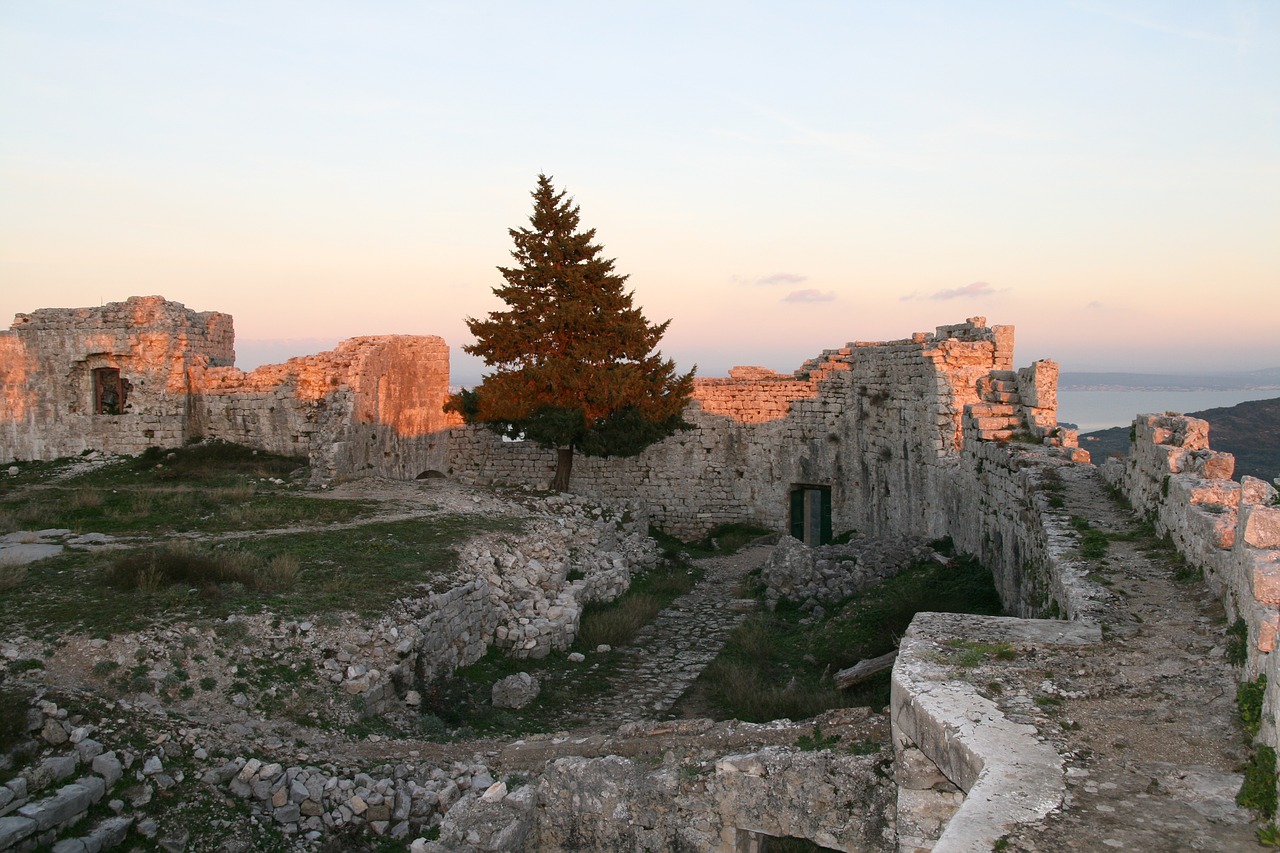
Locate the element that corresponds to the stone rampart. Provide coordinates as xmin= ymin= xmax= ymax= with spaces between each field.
xmin=1102 ymin=414 xmax=1280 ymax=786
xmin=448 ymin=318 xmax=1058 ymax=543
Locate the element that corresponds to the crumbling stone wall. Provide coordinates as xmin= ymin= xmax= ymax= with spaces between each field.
xmin=0 ymin=297 xmax=451 ymax=482
xmin=0 ymin=295 xmax=233 ymax=460
xmin=1103 ymin=414 xmax=1280 ymax=792
xmin=447 ymin=318 xmax=1064 ymax=547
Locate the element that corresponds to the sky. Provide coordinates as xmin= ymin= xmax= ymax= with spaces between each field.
xmin=2 ymin=1 xmax=1277 ymax=385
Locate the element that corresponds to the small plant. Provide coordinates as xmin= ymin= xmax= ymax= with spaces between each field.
xmin=199 ymin=676 xmax=218 ymax=691
xmin=10 ymin=658 xmax=43 ymax=673
xmin=1238 ymin=745 xmax=1277 ymax=819
xmin=993 ymin=836 xmax=1011 ymax=852
xmin=1239 ymin=675 xmax=1268 ymax=739
xmin=565 ymin=568 xmax=586 ymax=582
xmin=947 ymin=640 xmax=1016 ymax=667
xmin=795 ymin=723 xmax=841 ymax=751
xmin=91 ymin=660 xmax=120 ymax=676
xmin=1227 ymin=619 xmax=1249 ymax=667
xmin=1257 ymin=823 xmax=1280 ymax=847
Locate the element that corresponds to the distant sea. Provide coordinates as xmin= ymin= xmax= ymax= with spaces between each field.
xmin=1059 ymin=390 xmax=1280 ymax=434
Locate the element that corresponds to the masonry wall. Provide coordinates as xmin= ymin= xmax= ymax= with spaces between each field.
xmin=0 ymin=297 xmax=452 ymax=482
xmin=449 ymin=318 xmax=1036 ymax=542
xmin=1103 ymin=414 xmax=1280 ymax=774
xmin=0 ymin=295 xmax=233 ymax=460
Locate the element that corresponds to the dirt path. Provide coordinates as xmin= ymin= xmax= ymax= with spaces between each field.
xmin=1001 ymin=464 xmax=1257 ymax=851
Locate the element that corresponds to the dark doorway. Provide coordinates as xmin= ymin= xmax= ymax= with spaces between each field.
xmin=789 ymin=485 xmax=832 ymax=545
xmin=93 ymin=367 xmax=126 ymax=415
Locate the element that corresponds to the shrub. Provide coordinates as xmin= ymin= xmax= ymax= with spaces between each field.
xmin=0 ymin=565 xmax=27 ymax=592
xmin=1239 ymin=745 xmax=1277 ymax=818
xmin=1240 ymin=675 xmax=1268 ymax=739
xmin=104 ymin=543 xmax=301 ymax=597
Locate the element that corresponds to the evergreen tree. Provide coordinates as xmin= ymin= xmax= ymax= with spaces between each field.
xmin=451 ymin=174 xmax=694 ymax=491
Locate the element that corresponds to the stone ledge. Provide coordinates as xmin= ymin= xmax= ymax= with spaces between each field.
xmin=891 ymin=612 xmax=1100 ymax=853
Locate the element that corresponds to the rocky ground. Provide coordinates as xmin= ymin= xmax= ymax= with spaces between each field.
xmin=1 ymin=459 xmax=1272 ymax=851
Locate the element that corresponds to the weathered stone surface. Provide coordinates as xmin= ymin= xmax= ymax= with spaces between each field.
xmin=483 ymin=676 xmax=535 ymax=706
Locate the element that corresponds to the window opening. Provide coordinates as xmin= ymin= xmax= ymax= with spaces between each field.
xmin=93 ymin=368 xmax=126 ymax=415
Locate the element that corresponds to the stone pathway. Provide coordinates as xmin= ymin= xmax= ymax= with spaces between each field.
xmin=1001 ymin=464 xmax=1258 ymax=851
xmin=579 ymin=544 xmax=773 ymax=724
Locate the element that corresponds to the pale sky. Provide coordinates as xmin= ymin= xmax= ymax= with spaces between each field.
xmin=2 ymin=1 xmax=1277 ymax=384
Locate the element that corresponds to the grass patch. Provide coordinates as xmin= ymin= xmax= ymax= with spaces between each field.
xmin=683 ymin=554 xmax=1004 ymax=722
xmin=0 ymin=441 xmax=374 ymax=535
xmin=577 ymin=561 xmax=700 ymax=649
xmin=1 ymin=515 xmax=521 ymax=636
xmin=649 ymin=522 xmax=772 ymax=561
xmin=946 ymin=640 xmax=1016 ymax=667
xmin=1069 ymin=516 xmax=1110 ymax=560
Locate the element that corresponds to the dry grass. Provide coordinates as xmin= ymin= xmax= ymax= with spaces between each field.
xmin=578 ymin=592 xmax=662 ymax=648
xmin=105 ymin=542 xmax=301 ymax=598
xmin=0 ymin=565 xmax=28 ymax=592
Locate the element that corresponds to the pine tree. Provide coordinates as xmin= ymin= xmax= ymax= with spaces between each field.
xmin=451 ymin=174 xmax=694 ymax=491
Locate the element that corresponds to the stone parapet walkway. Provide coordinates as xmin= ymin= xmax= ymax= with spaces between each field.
xmin=920 ymin=464 xmax=1260 ymax=852
xmin=579 ymin=544 xmax=772 ymax=725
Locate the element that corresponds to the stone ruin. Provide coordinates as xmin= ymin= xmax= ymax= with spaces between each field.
xmin=6 ymin=295 xmax=1278 ymax=851
xmin=0 ymin=296 xmax=451 ymax=482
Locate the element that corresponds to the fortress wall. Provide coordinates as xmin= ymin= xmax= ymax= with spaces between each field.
xmin=1104 ymin=414 xmax=1280 ymax=768
xmin=192 ymin=335 xmax=453 ymax=482
xmin=0 ymin=296 xmax=233 ymax=460
xmin=447 ymin=319 xmax=1026 ymax=542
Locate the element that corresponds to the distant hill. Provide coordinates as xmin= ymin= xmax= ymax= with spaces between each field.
xmin=1079 ymin=396 xmax=1280 ymax=482
xmin=1062 ymin=367 xmax=1280 ymax=391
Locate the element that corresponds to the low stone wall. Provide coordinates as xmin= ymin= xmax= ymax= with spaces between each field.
xmin=891 ymin=613 xmax=1101 ymax=852
xmin=1102 ymin=413 xmax=1280 ymax=796
xmin=760 ymin=533 xmax=936 ymax=611
xmin=313 ymin=498 xmax=656 ymax=718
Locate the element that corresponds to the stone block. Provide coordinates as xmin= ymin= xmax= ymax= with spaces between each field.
xmin=1250 ymin=551 xmax=1280 ymax=606
xmin=0 ymin=815 xmax=36 ymax=847
xmin=1243 ymin=506 xmax=1280 ymax=550
xmin=18 ymin=782 xmax=94 ymax=831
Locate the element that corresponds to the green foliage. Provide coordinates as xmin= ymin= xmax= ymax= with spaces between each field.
xmin=687 ymin=554 xmax=1004 ymax=721
xmin=2 ymin=515 xmax=515 ymax=636
xmin=1257 ymin=823 xmax=1280 ymax=847
xmin=1240 ymin=675 xmax=1268 ymax=739
xmin=1238 ymin=745 xmax=1277 ymax=818
xmin=947 ymin=640 xmax=1017 ymax=667
xmin=794 ymin=723 xmax=840 ymax=751
xmin=1227 ymin=618 xmax=1250 ymax=667
xmin=1069 ymin=517 xmax=1110 ymax=559
xmin=452 ymin=174 xmax=694 ymax=487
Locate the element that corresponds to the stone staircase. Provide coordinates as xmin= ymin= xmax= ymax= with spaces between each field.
xmin=0 ymin=701 xmax=135 ymax=852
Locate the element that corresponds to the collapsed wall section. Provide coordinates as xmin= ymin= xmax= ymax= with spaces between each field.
xmin=192 ymin=335 xmax=452 ymax=481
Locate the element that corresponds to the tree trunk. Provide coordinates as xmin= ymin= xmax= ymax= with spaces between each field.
xmin=834 ymin=650 xmax=898 ymax=689
xmin=552 ymin=447 xmax=574 ymax=492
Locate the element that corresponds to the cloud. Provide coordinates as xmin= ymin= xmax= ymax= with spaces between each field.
xmin=738 ymin=272 xmax=809 ymax=287
xmin=931 ymin=281 xmax=998 ymax=300
xmin=1086 ymin=300 xmax=1104 ymax=310
xmin=783 ymin=289 xmax=836 ymax=303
